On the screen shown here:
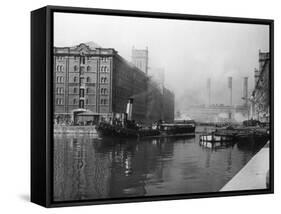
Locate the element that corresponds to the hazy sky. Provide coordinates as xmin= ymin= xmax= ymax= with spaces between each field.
xmin=54 ymin=12 xmax=269 ymax=110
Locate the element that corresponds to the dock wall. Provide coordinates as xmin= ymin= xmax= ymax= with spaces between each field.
xmin=220 ymin=142 xmax=270 ymax=191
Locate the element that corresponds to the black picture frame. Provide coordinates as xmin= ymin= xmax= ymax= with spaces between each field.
xmin=31 ymin=5 xmax=274 ymax=208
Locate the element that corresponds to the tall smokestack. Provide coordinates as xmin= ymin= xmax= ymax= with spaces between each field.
xmin=228 ymin=77 xmax=232 ymax=106
xmin=242 ymin=77 xmax=248 ymax=106
xmin=126 ymin=98 xmax=134 ymax=120
xmin=207 ymin=78 xmax=211 ymax=106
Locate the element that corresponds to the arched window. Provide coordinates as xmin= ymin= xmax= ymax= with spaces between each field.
xmin=101 ymin=66 xmax=104 ymax=72
xmin=86 ymin=88 xmax=89 ymax=94
xmin=86 ymin=77 xmax=90 ymax=83
xmin=87 ymin=66 xmax=91 ymax=72
xmin=60 ymin=65 xmax=64 ymax=72
xmin=60 ymin=77 xmax=63 ymax=82
xmin=56 ymin=65 xmax=59 ymax=72
xmin=100 ymin=99 xmax=104 ymax=105
xmin=104 ymin=88 xmax=107 ymax=94
xmin=73 ymin=99 xmax=76 ymax=105
xmin=104 ymin=66 xmax=107 ymax=72
xmin=104 ymin=99 xmax=107 ymax=105
xmin=74 ymin=76 xmax=77 ymax=82
xmin=74 ymin=65 xmax=78 ymax=72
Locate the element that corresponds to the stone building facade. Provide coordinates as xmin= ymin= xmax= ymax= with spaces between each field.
xmin=53 ymin=43 xmax=174 ymax=125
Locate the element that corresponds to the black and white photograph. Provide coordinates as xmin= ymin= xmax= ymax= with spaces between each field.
xmin=52 ymin=11 xmax=271 ymax=203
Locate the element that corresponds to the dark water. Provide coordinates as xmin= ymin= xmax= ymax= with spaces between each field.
xmin=53 ymin=131 xmax=265 ymax=202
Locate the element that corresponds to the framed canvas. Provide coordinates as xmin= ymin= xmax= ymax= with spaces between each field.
xmin=31 ymin=5 xmax=274 ymax=207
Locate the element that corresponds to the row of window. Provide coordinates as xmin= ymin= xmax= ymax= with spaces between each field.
xmin=55 ymin=65 xmax=110 ymax=73
xmin=56 ymin=76 xmax=108 ymax=84
xmin=56 ymin=87 xmax=108 ymax=94
xmin=55 ymin=98 xmax=108 ymax=105
xmin=56 ymin=56 xmax=109 ymax=61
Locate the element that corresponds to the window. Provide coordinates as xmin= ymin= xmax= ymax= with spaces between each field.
xmin=86 ymin=77 xmax=90 ymax=83
xmin=86 ymin=99 xmax=89 ymax=105
xmin=81 ymin=54 xmax=85 ymax=64
xmin=79 ymin=100 xmax=84 ymax=108
xmin=74 ymin=56 xmax=77 ymax=60
xmin=100 ymin=99 xmax=107 ymax=105
xmin=101 ymin=77 xmax=107 ymax=83
xmin=73 ymin=99 xmax=76 ymax=105
xmin=101 ymin=88 xmax=107 ymax=95
xmin=57 ymin=76 xmax=64 ymax=83
xmin=57 ymin=88 xmax=63 ymax=94
xmin=56 ymin=98 xmax=63 ymax=105
xmin=60 ymin=65 xmax=64 ymax=72
xmin=74 ymin=65 xmax=78 ymax=72
xmin=74 ymin=76 xmax=77 ymax=82
xmin=74 ymin=88 xmax=77 ymax=93
xmin=80 ymin=88 xmax=85 ymax=97
xmin=87 ymin=66 xmax=91 ymax=72
xmin=86 ymin=88 xmax=89 ymax=94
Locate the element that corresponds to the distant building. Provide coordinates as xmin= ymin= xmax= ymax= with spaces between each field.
xmin=53 ymin=43 xmax=174 ymax=124
xmin=250 ymin=51 xmax=270 ymax=122
xmin=183 ymin=104 xmax=248 ymax=123
xmin=131 ymin=47 xmax=148 ymax=74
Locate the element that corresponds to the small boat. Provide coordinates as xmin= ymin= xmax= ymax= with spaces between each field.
xmin=200 ymin=133 xmax=234 ymax=142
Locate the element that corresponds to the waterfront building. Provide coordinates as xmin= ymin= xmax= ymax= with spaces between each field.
xmin=250 ymin=51 xmax=270 ymax=122
xmin=53 ymin=43 xmax=174 ymax=125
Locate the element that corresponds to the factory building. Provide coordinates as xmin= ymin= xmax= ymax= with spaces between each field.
xmin=53 ymin=43 xmax=174 ymax=125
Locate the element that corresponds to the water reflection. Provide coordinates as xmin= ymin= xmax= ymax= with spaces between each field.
xmin=53 ymin=133 xmax=266 ymax=202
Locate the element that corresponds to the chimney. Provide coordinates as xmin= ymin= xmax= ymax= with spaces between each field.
xmin=228 ymin=77 xmax=232 ymax=106
xmin=126 ymin=98 xmax=134 ymax=120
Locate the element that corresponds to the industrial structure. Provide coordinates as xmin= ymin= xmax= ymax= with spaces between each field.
xmin=53 ymin=43 xmax=174 ymax=125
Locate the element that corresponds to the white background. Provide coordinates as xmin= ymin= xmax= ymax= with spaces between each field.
xmin=0 ymin=0 xmax=279 ymax=213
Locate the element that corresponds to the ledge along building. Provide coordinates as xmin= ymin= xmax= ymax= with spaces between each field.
xmin=53 ymin=42 xmax=174 ymax=125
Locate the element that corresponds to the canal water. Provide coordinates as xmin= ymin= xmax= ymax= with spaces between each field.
xmin=53 ymin=129 xmax=266 ymax=202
